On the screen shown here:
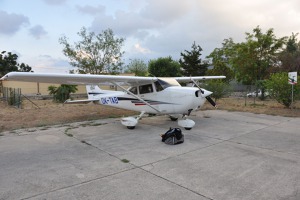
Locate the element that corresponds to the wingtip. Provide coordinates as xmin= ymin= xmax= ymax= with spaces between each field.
xmin=0 ymin=74 xmax=8 ymax=81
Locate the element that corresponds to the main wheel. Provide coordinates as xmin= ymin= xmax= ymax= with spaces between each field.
xmin=184 ymin=127 xmax=192 ymax=130
xmin=127 ymin=126 xmax=135 ymax=129
xmin=170 ymin=117 xmax=178 ymax=121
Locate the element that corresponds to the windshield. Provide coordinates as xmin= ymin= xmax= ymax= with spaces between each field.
xmin=157 ymin=78 xmax=181 ymax=89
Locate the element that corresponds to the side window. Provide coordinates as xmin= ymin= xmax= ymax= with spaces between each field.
xmin=154 ymin=81 xmax=164 ymax=92
xmin=129 ymin=87 xmax=138 ymax=95
xmin=139 ymin=84 xmax=153 ymax=94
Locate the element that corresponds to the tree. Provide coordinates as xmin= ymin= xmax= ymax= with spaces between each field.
xmin=277 ymin=33 xmax=300 ymax=73
xmin=48 ymin=84 xmax=78 ymax=103
xmin=179 ymin=42 xmax=208 ymax=76
xmin=148 ymin=57 xmax=181 ymax=77
xmin=206 ymin=39 xmax=235 ymax=83
xmin=59 ymin=27 xmax=125 ymax=75
xmin=126 ymin=59 xmax=148 ymax=76
xmin=205 ymin=79 xmax=232 ymax=103
xmin=231 ymin=26 xmax=286 ymax=85
xmin=265 ymin=72 xmax=300 ymax=108
xmin=0 ymin=51 xmax=18 ymax=76
xmin=18 ymin=63 xmax=33 ymax=72
xmin=0 ymin=51 xmax=33 ymax=76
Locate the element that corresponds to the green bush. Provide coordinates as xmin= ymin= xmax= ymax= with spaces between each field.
xmin=48 ymin=85 xmax=78 ymax=103
xmin=265 ymin=72 xmax=299 ymax=108
xmin=205 ymin=80 xmax=231 ymax=103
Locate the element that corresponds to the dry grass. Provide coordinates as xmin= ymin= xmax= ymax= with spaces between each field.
xmin=202 ymin=97 xmax=300 ymax=117
xmin=0 ymin=99 xmax=136 ymax=133
xmin=0 ymin=97 xmax=299 ymax=133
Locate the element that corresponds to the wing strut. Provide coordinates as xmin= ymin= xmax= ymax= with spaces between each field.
xmin=112 ymin=82 xmax=161 ymax=113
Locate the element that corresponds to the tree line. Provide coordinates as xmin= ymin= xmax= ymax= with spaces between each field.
xmin=1 ymin=25 xmax=299 ymax=107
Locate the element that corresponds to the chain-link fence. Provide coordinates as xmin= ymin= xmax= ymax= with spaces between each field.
xmin=2 ymin=87 xmax=22 ymax=108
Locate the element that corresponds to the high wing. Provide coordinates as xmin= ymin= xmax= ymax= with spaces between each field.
xmin=1 ymin=72 xmax=226 ymax=85
xmin=1 ymin=72 xmax=157 ymax=85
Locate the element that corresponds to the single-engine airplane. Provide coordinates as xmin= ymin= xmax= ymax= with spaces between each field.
xmin=1 ymin=72 xmax=225 ymax=130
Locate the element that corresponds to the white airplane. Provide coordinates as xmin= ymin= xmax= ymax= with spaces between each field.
xmin=1 ymin=72 xmax=225 ymax=130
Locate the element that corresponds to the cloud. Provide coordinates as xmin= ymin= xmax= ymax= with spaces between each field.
xmin=88 ymin=1 xmax=204 ymax=59
xmin=141 ymin=0 xmax=192 ymax=24
xmin=125 ymin=0 xmax=300 ymax=59
xmin=31 ymin=55 xmax=72 ymax=73
xmin=0 ymin=10 xmax=29 ymax=35
xmin=194 ymin=0 xmax=300 ymax=38
xmin=133 ymin=43 xmax=151 ymax=54
xmin=76 ymin=5 xmax=105 ymax=16
xmin=90 ymin=10 xmax=155 ymax=38
xmin=43 ymin=0 xmax=67 ymax=6
xmin=29 ymin=25 xmax=48 ymax=39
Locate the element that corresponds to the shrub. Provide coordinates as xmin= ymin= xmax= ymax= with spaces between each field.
xmin=48 ymin=85 xmax=78 ymax=103
xmin=265 ymin=72 xmax=299 ymax=108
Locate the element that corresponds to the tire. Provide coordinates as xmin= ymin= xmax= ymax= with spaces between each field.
xmin=184 ymin=127 xmax=192 ymax=130
xmin=170 ymin=117 xmax=178 ymax=121
xmin=127 ymin=126 xmax=135 ymax=129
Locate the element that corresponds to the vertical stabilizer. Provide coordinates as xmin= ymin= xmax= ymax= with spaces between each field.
xmin=86 ymin=85 xmax=103 ymax=100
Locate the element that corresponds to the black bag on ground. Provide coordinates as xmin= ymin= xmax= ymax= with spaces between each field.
xmin=161 ymin=128 xmax=184 ymax=145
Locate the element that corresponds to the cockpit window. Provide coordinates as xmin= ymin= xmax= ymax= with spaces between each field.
xmin=154 ymin=81 xmax=164 ymax=92
xmin=139 ymin=84 xmax=153 ymax=94
xmin=129 ymin=86 xmax=138 ymax=95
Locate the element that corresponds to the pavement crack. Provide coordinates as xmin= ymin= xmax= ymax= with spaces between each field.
xmin=138 ymin=166 xmax=214 ymax=200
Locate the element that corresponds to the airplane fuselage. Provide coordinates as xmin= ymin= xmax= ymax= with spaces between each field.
xmin=93 ymin=86 xmax=206 ymax=115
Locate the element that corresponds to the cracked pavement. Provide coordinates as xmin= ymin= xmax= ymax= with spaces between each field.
xmin=1 ymin=110 xmax=300 ymax=200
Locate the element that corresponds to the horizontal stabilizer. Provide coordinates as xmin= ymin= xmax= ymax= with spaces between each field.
xmin=64 ymin=99 xmax=99 ymax=104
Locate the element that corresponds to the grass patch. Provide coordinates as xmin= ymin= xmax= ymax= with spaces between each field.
xmin=27 ymin=129 xmax=37 ymax=132
xmin=90 ymin=123 xmax=107 ymax=126
xmin=80 ymin=123 xmax=90 ymax=127
xmin=81 ymin=140 xmax=92 ymax=146
xmin=121 ymin=159 xmax=130 ymax=163
xmin=249 ymin=103 xmax=266 ymax=107
xmin=108 ymin=115 xmax=118 ymax=118
xmin=64 ymin=127 xmax=75 ymax=137
xmin=9 ymin=130 xmax=17 ymax=134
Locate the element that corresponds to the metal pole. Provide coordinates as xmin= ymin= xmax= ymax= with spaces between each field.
xmin=291 ymin=83 xmax=294 ymax=109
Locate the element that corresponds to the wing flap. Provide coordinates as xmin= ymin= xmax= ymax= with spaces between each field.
xmin=174 ymin=76 xmax=226 ymax=82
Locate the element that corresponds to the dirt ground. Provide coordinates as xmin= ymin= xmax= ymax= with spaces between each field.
xmin=0 ymin=97 xmax=299 ymax=133
xmin=0 ymin=99 xmax=137 ymax=133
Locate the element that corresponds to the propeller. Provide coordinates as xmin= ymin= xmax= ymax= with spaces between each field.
xmin=191 ymin=78 xmax=217 ymax=108
xmin=196 ymin=89 xmax=217 ymax=108
xmin=205 ymin=96 xmax=217 ymax=107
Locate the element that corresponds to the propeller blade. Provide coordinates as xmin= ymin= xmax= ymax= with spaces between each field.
xmin=205 ymin=96 xmax=217 ymax=107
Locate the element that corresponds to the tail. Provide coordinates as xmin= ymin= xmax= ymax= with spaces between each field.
xmin=86 ymin=85 xmax=120 ymax=100
xmin=86 ymin=85 xmax=104 ymax=100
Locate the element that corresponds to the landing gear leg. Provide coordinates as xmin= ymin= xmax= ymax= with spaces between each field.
xmin=121 ymin=111 xmax=145 ymax=129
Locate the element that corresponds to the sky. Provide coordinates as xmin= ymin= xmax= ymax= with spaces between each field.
xmin=1 ymin=0 xmax=300 ymax=73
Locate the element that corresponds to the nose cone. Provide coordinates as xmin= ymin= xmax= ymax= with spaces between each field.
xmin=200 ymin=89 xmax=213 ymax=97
